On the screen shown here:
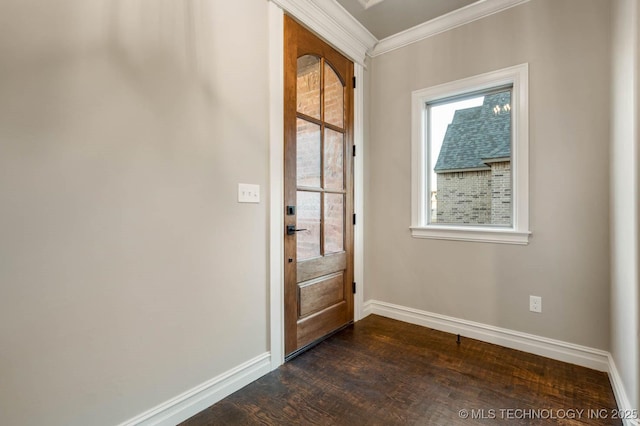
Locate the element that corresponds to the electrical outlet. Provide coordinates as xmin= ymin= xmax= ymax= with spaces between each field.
xmin=529 ymin=295 xmax=542 ymax=313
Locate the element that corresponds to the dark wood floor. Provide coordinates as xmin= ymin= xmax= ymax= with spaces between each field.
xmin=181 ymin=315 xmax=620 ymax=425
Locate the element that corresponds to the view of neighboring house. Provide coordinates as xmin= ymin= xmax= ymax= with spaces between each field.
xmin=434 ymin=92 xmax=512 ymax=225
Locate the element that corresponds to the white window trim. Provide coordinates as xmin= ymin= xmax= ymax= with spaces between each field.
xmin=410 ymin=63 xmax=530 ymax=245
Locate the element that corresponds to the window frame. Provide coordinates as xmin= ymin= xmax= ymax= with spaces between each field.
xmin=410 ymin=63 xmax=530 ymax=244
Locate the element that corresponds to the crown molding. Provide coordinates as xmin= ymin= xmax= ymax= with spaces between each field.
xmin=271 ymin=0 xmax=531 ymax=61
xmin=269 ymin=0 xmax=376 ymax=65
xmin=371 ymin=0 xmax=531 ymax=57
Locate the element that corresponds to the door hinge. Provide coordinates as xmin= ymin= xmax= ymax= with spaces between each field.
xmin=352 ymin=282 xmax=356 ymax=294
xmin=353 ymin=145 xmax=356 ymax=157
xmin=353 ymin=76 xmax=356 ymax=88
xmin=353 ymin=213 xmax=356 ymax=225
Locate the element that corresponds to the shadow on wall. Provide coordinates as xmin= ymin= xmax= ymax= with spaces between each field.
xmin=106 ymin=0 xmax=216 ymax=104
xmin=0 ymin=1 xmax=270 ymax=424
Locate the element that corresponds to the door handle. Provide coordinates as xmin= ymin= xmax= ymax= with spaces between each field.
xmin=287 ymin=225 xmax=308 ymax=235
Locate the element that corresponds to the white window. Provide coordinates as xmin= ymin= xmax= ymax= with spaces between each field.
xmin=411 ymin=64 xmax=530 ymax=244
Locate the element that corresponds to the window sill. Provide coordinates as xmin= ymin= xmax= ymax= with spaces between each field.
xmin=410 ymin=225 xmax=531 ymax=245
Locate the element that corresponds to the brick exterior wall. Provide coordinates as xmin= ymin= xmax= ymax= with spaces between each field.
xmin=490 ymin=161 xmax=511 ymax=225
xmin=296 ymin=56 xmax=346 ymax=260
xmin=435 ymin=161 xmax=511 ymax=225
xmin=437 ymin=170 xmax=492 ymax=224
xmin=323 ymin=63 xmax=344 ymax=127
xmin=296 ymin=57 xmax=344 ymax=127
xmin=297 ymin=57 xmax=320 ymax=118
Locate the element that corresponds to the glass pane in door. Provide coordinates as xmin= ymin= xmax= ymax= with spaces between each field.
xmin=297 ymin=191 xmax=321 ymax=260
xmin=324 ymin=62 xmax=344 ymax=128
xmin=297 ymin=119 xmax=321 ymax=188
xmin=297 ymin=55 xmax=321 ymax=119
xmin=324 ymin=128 xmax=344 ymax=190
xmin=324 ymin=193 xmax=344 ymax=254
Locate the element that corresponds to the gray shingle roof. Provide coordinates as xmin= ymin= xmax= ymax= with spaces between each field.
xmin=434 ymin=92 xmax=511 ymax=172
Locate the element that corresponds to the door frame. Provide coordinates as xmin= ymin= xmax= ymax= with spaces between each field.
xmin=268 ymin=1 xmax=365 ymax=370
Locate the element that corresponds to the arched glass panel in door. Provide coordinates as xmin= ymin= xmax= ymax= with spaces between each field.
xmin=296 ymin=55 xmax=345 ymax=261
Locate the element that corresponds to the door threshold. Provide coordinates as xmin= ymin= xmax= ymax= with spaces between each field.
xmin=284 ymin=321 xmax=354 ymax=362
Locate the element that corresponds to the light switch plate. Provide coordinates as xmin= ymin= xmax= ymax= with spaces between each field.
xmin=238 ymin=183 xmax=260 ymax=203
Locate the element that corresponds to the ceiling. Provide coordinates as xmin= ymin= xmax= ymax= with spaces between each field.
xmin=335 ymin=0 xmax=480 ymax=40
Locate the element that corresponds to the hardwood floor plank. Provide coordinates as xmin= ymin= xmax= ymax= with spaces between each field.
xmin=181 ymin=315 xmax=621 ymax=426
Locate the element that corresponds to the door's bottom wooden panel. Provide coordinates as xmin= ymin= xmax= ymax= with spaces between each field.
xmin=296 ymin=300 xmax=348 ymax=349
xmin=298 ymin=272 xmax=344 ymax=318
xmin=297 ymin=252 xmax=346 ymax=283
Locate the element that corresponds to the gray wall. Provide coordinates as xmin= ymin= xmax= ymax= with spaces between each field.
xmin=611 ymin=0 xmax=639 ymax=410
xmin=0 ymin=1 xmax=269 ymax=425
xmin=365 ymin=0 xmax=611 ymax=350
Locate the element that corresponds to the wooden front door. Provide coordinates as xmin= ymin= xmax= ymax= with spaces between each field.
xmin=284 ymin=16 xmax=354 ymax=358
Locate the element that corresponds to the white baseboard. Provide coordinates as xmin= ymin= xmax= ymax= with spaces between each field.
xmin=117 ymin=352 xmax=271 ymax=426
xmin=364 ymin=300 xmax=640 ymax=418
xmin=117 ymin=306 xmax=636 ymax=426
xmin=364 ymin=300 xmax=609 ymax=371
